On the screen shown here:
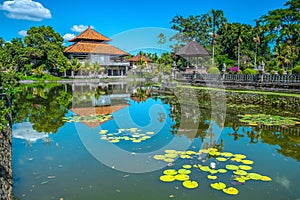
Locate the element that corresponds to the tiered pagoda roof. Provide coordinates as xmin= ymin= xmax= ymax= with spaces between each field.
xmin=64 ymin=27 xmax=128 ymax=56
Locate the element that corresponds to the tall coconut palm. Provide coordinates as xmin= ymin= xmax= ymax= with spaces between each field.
xmin=204 ymin=9 xmax=227 ymax=65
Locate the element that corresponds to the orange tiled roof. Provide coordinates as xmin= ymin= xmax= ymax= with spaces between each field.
xmin=64 ymin=41 xmax=129 ymax=55
xmin=70 ymin=104 xmax=129 ymax=128
xmin=69 ymin=27 xmax=110 ymax=42
xmin=127 ymin=55 xmax=152 ymax=62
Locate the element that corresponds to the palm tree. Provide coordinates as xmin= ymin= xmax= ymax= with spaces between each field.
xmin=69 ymin=58 xmax=82 ymax=78
xmin=0 ymin=37 xmax=4 ymax=48
xmin=157 ymin=33 xmax=167 ymax=56
xmin=205 ymin=9 xmax=227 ymax=65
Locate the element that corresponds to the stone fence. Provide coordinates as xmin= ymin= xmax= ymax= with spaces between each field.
xmin=0 ymin=93 xmax=12 ymax=200
xmin=177 ymin=74 xmax=300 ymax=91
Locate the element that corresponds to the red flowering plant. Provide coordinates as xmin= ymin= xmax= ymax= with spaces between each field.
xmin=229 ymin=66 xmax=240 ymax=74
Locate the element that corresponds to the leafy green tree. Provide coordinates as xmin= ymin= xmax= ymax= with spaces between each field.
xmin=157 ymin=33 xmax=167 ymax=55
xmin=24 ymin=26 xmax=67 ymax=72
xmin=203 ymin=9 xmax=227 ymax=65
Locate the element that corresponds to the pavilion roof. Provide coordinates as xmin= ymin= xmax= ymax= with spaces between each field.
xmin=69 ymin=27 xmax=111 ymax=42
xmin=64 ymin=42 xmax=129 ymax=55
xmin=70 ymin=104 xmax=129 ymax=128
xmin=176 ymin=40 xmax=210 ymax=57
xmin=127 ymin=55 xmax=152 ymax=62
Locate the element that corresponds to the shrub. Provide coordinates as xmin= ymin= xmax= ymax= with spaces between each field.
xmin=292 ymin=66 xmax=300 ymax=74
xmin=278 ymin=68 xmax=284 ymax=75
xmin=270 ymin=70 xmax=276 ymax=75
xmin=207 ymin=67 xmax=220 ymax=74
xmin=243 ymin=68 xmax=258 ymax=75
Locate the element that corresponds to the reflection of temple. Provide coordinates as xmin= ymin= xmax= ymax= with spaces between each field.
xmin=64 ymin=27 xmax=130 ymax=76
xmin=71 ymin=83 xmax=131 ymax=128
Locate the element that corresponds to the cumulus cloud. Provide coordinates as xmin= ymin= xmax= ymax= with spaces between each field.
xmin=63 ymin=33 xmax=75 ymax=41
xmin=0 ymin=0 xmax=51 ymax=21
xmin=71 ymin=25 xmax=94 ymax=32
xmin=18 ymin=30 xmax=27 ymax=36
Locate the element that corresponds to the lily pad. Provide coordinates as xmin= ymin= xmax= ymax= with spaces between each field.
xmin=163 ymin=169 xmax=177 ymax=175
xmin=210 ymin=182 xmax=226 ymax=190
xmin=182 ymin=180 xmax=198 ymax=189
xmin=247 ymin=173 xmax=262 ymax=180
xmin=209 ymin=151 xmax=221 ymax=156
xmin=185 ymin=150 xmax=196 ymax=155
xmin=200 ymin=166 xmax=211 ymax=172
xmin=234 ymin=154 xmax=246 ymax=159
xmin=218 ymin=169 xmax=227 ymax=173
xmin=165 ymin=150 xmax=177 ymax=154
xmin=160 ymin=175 xmax=175 ymax=182
xmin=175 ymin=174 xmax=190 ymax=181
xmin=233 ymin=170 xmax=248 ymax=176
xmin=209 ymin=169 xmax=218 ymax=174
xmin=163 ymin=158 xmax=175 ymax=163
xmin=234 ymin=177 xmax=246 ymax=183
xmin=241 ymin=160 xmax=254 ymax=165
xmin=207 ymin=175 xmax=217 ymax=180
xmin=220 ymin=152 xmax=233 ymax=157
xmin=231 ymin=157 xmax=242 ymax=162
xmin=239 ymin=165 xmax=252 ymax=170
xmin=223 ymin=187 xmax=239 ymax=195
xmin=165 ymin=153 xmax=178 ymax=158
xmin=180 ymin=155 xmax=191 ymax=159
xmin=110 ymin=139 xmax=120 ymax=143
xmin=216 ymin=157 xmax=227 ymax=162
xmin=260 ymin=175 xmax=272 ymax=181
xmin=146 ymin=131 xmax=154 ymax=135
xmin=153 ymin=155 xmax=165 ymax=160
xmin=182 ymin=164 xmax=192 ymax=169
xmin=178 ymin=169 xmax=191 ymax=175
xmin=199 ymin=149 xmax=210 ymax=154
xmin=225 ymin=165 xmax=239 ymax=170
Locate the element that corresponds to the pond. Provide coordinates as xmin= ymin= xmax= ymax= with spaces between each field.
xmin=12 ymin=83 xmax=300 ymax=200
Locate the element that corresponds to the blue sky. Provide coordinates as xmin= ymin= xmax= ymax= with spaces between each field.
xmin=0 ymin=0 xmax=287 ymax=53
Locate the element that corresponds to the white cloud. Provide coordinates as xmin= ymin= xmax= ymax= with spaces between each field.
xmin=63 ymin=33 xmax=75 ymax=41
xmin=18 ymin=30 xmax=27 ymax=36
xmin=0 ymin=0 xmax=51 ymax=21
xmin=71 ymin=25 xmax=94 ymax=32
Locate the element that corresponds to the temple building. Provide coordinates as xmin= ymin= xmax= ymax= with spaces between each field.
xmin=64 ymin=27 xmax=130 ymax=76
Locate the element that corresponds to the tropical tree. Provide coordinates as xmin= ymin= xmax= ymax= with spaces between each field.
xmin=24 ymin=26 xmax=67 ymax=72
xmin=157 ymin=33 xmax=167 ymax=55
xmin=69 ymin=58 xmax=82 ymax=77
xmin=203 ymin=9 xmax=227 ymax=65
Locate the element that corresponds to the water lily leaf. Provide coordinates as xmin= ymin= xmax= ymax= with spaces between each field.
xmin=248 ymin=173 xmax=262 ymax=180
xmin=234 ymin=154 xmax=246 ymax=159
xmin=209 ymin=151 xmax=221 ymax=156
xmin=209 ymin=169 xmax=218 ymax=174
xmin=208 ymin=148 xmax=218 ymax=152
xmin=239 ymin=165 xmax=252 ymax=170
xmin=200 ymin=166 xmax=211 ymax=172
xmin=165 ymin=153 xmax=178 ymax=158
xmin=165 ymin=150 xmax=177 ymax=154
xmin=260 ymin=176 xmax=272 ymax=181
xmin=207 ymin=175 xmax=217 ymax=180
xmin=241 ymin=160 xmax=254 ymax=165
xmin=180 ymin=155 xmax=191 ymax=159
xmin=110 ymin=139 xmax=120 ymax=143
xmin=210 ymin=182 xmax=226 ymax=190
xmin=146 ymin=131 xmax=154 ymax=135
xmin=234 ymin=177 xmax=246 ymax=183
xmin=178 ymin=169 xmax=191 ymax=175
xmin=185 ymin=150 xmax=197 ymax=155
xmin=218 ymin=169 xmax=227 ymax=173
xmin=199 ymin=149 xmax=209 ymax=154
xmin=163 ymin=158 xmax=175 ymax=163
xmin=223 ymin=187 xmax=239 ymax=195
xmin=160 ymin=175 xmax=175 ymax=182
xmin=233 ymin=170 xmax=248 ymax=176
xmin=182 ymin=164 xmax=192 ymax=169
xmin=175 ymin=174 xmax=190 ymax=181
xmin=153 ymin=155 xmax=165 ymax=160
xmin=216 ymin=157 xmax=227 ymax=162
xmin=163 ymin=169 xmax=178 ymax=175
xmin=231 ymin=157 xmax=242 ymax=162
xmin=99 ymin=130 xmax=108 ymax=134
xmin=132 ymin=139 xmax=142 ymax=143
xmin=226 ymin=165 xmax=239 ymax=170
xmin=182 ymin=180 xmax=198 ymax=189
xmin=220 ymin=152 xmax=233 ymax=157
